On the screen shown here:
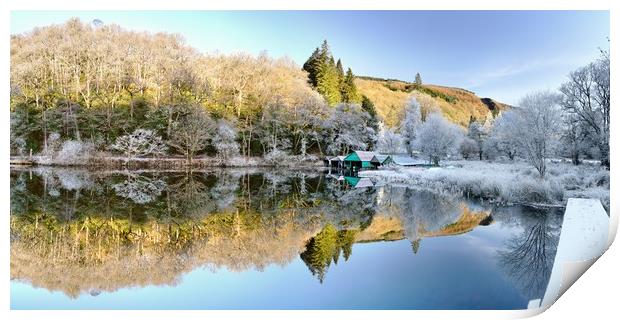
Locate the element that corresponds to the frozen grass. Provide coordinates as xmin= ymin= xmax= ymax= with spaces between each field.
xmin=361 ymin=160 xmax=610 ymax=210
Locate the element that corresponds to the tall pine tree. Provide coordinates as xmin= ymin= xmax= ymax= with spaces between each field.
xmin=361 ymin=95 xmax=379 ymax=149
xmin=302 ymin=47 xmax=321 ymax=87
xmin=315 ymin=41 xmax=341 ymax=105
xmin=304 ymin=40 xmax=365 ymax=106
xmin=341 ymin=68 xmax=360 ymax=103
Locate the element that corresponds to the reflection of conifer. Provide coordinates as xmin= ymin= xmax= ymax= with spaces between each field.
xmin=300 ymin=226 xmax=360 ymax=283
xmin=300 ymin=224 xmax=338 ymax=283
xmin=411 ymin=239 xmax=421 ymax=254
xmin=338 ymin=229 xmax=357 ymax=261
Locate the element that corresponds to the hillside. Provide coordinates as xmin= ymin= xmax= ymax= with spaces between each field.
xmin=355 ymin=76 xmax=511 ymax=128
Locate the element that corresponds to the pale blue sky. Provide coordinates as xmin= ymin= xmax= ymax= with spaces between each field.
xmin=11 ymin=11 xmax=609 ymax=104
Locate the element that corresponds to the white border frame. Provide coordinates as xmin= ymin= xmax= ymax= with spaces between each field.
xmin=2 ymin=1 xmax=617 ymax=319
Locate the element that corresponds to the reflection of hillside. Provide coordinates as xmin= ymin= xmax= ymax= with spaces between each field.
xmin=299 ymin=202 xmax=491 ymax=282
xmin=354 ymin=205 xmax=490 ymax=243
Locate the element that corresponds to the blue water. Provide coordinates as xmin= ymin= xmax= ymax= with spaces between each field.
xmin=10 ymin=168 xmax=562 ymax=309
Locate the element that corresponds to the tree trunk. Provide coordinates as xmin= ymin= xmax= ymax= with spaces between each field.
xmin=70 ymin=103 xmax=81 ymax=142
xmin=571 ymin=152 xmax=581 ymax=165
xmin=42 ymin=109 xmax=48 ymax=152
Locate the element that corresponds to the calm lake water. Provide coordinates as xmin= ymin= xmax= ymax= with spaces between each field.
xmin=10 ymin=167 xmax=564 ymax=310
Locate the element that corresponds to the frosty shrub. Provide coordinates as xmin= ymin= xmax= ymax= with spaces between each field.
xmin=459 ymin=137 xmax=479 ymax=160
xmin=110 ymin=129 xmax=167 ymax=162
xmin=55 ymin=140 xmax=94 ymax=165
xmin=47 ymin=132 xmax=61 ymax=154
xmin=213 ymin=120 xmax=240 ymax=161
xmin=264 ymin=149 xmax=289 ymax=166
xmin=12 ymin=137 xmax=27 ymax=156
xmin=503 ymin=179 xmax=564 ymax=204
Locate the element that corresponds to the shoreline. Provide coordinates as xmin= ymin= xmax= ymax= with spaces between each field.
xmin=9 ymin=155 xmax=325 ymax=170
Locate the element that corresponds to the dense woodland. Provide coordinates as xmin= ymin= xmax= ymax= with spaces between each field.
xmin=10 ymin=19 xmax=378 ymax=162
xmin=10 ymin=18 xmax=610 ymax=174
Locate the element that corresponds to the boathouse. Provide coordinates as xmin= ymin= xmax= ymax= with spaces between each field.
xmin=343 ymin=151 xmax=380 ymax=170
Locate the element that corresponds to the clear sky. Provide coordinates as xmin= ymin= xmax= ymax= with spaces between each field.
xmin=11 ymin=11 xmax=609 ymax=105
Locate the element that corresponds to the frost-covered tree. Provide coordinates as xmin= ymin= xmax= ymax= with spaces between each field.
xmin=212 ymin=119 xmax=239 ymax=161
xmin=467 ymin=121 xmax=487 ymax=160
xmin=560 ymin=113 xmax=588 ymax=165
xmin=559 ymin=51 xmax=610 ymax=168
xmin=399 ymin=97 xmax=422 ymax=156
xmin=484 ymin=110 xmax=520 ymax=160
xmin=110 ymin=129 xmax=167 ymax=162
xmin=168 ymin=105 xmax=215 ymax=164
xmin=513 ymin=91 xmax=562 ymax=178
xmin=377 ymin=123 xmax=403 ymax=154
xmin=459 ymin=137 xmax=479 ymax=160
xmin=256 ymin=103 xmax=292 ymax=154
xmin=55 ymin=140 xmax=95 ymax=165
xmin=414 ymin=112 xmax=463 ymax=165
xmin=325 ymin=103 xmax=376 ymax=155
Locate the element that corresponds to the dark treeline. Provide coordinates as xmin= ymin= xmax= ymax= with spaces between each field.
xmin=10 ymin=19 xmax=379 ymax=163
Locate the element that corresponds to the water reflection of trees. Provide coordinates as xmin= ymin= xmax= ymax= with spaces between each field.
xmin=9 ymin=168 xmax=378 ymax=296
xmin=494 ymin=206 xmax=563 ymax=301
xmin=10 ymin=168 xmax=495 ymax=296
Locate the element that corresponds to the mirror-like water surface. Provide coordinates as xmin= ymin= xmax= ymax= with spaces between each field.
xmin=10 ymin=168 xmax=564 ymax=309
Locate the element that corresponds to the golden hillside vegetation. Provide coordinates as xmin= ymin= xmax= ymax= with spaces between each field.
xmin=355 ymin=77 xmax=511 ymax=127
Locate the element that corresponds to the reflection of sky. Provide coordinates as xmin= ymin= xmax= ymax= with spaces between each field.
xmin=11 ymin=222 xmax=527 ymax=310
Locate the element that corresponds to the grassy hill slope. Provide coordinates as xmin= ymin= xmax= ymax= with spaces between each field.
xmin=355 ymin=76 xmax=511 ymax=127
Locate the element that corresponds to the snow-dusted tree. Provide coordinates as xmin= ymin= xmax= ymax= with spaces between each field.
xmin=484 ymin=110 xmax=520 ymax=160
xmin=513 ymin=91 xmax=562 ymax=178
xmin=400 ymin=97 xmax=423 ymax=156
xmin=325 ymin=103 xmax=376 ymax=155
xmin=168 ymin=105 xmax=215 ymax=164
xmin=560 ymin=113 xmax=588 ymax=165
xmin=213 ymin=119 xmax=240 ymax=161
xmin=414 ymin=112 xmax=463 ymax=165
xmin=377 ymin=123 xmax=403 ymax=154
xmin=110 ymin=129 xmax=167 ymax=162
xmin=55 ymin=140 xmax=95 ymax=165
xmin=559 ymin=51 xmax=610 ymax=168
xmin=459 ymin=137 xmax=479 ymax=160
xmin=467 ymin=121 xmax=487 ymax=160
xmin=256 ymin=103 xmax=292 ymax=154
